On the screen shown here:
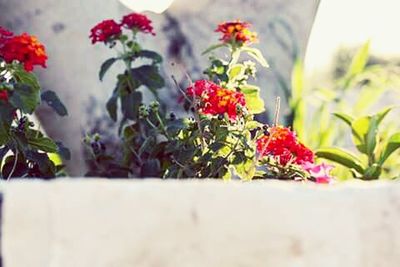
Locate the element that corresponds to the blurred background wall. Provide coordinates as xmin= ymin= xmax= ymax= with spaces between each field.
xmin=0 ymin=0 xmax=320 ymax=175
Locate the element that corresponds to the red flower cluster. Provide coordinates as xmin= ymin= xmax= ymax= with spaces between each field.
xmin=90 ymin=19 xmax=122 ymax=44
xmin=0 ymin=32 xmax=48 ymax=72
xmin=0 ymin=90 xmax=8 ymax=102
xmin=256 ymin=126 xmax=314 ymax=166
xmin=90 ymin=13 xmax=155 ymax=44
xmin=216 ymin=21 xmax=258 ymax=45
xmin=186 ymin=80 xmax=246 ymax=121
xmin=121 ymin=13 xmax=155 ymax=35
xmin=0 ymin=26 xmax=13 ymax=44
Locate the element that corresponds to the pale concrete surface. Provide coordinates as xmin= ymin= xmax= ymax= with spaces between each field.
xmin=2 ymin=179 xmax=400 ymax=267
xmin=0 ymin=0 xmax=320 ymax=175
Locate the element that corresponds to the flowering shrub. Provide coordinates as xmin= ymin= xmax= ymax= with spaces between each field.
xmin=87 ymin=14 xmax=333 ymax=183
xmin=0 ymin=27 xmax=69 ymax=179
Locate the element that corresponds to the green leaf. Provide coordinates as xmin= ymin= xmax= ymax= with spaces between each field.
xmin=228 ymin=64 xmax=245 ymax=81
xmin=28 ymin=136 xmax=58 ymax=153
xmin=351 ymin=116 xmax=375 ymax=156
xmin=233 ymin=157 xmax=256 ymax=181
xmin=12 ymin=67 xmax=40 ymax=91
xmin=201 ymin=43 xmax=226 ymax=55
xmin=99 ymin=58 xmax=118 ymax=81
xmin=245 ymin=121 xmax=262 ymax=131
xmin=347 ymin=41 xmax=370 ymax=79
xmin=379 ymin=132 xmax=400 ymax=165
xmin=241 ymin=85 xmax=265 ymax=114
xmin=121 ymin=91 xmax=142 ymax=120
xmin=25 ymin=150 xmax=56 ymax=178
xmin=135 ymin=50 xmax=162 ymax=64
xmin=41 ymin=91 xmax=68 ymax=116
xmin=131 ymin=65 xmax=165 ymax=89
xmin=242 ymin=47 xmax=269 ymax=67
xmin=333 ymin=112 xmax=354 ymax=127
xmin=106 ymin=88 xmax=119 ymax=121
xmin=0 ymin=121 xmax=10 ymax=145
xmin=351 ymin=108 xmax=391 ymax=157
xmin=375 ymin=106 xmax=392 ymax=125
xmin=316 ymin=147 xmax=365 ymax=175
xmin=209 ymin=142 xmax=225 ymax=152
xmin=9 ymin=84 xmax=40 ymax=114
xmin=363 ymin=163 xmax=382 ymax=180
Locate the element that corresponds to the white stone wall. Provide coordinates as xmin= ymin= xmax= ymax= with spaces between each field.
xmin=2 ymin=179 xmax=400 ymax=267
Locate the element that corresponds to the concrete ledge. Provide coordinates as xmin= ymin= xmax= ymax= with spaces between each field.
xmin=2 ymin=179 xmax=400 ymax=267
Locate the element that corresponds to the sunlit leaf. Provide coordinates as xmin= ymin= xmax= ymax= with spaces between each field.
xmin=242 ymin=47 xmax=269 ymax=67
xmin=241 ymin=85 xmax=265 ymax=114
xmin=333 ymin=112 xmax=354 ymax=127
xmin=316 ymin=147 xmax=365 ymax=174
xmin=379 ymin=132 xmax=400 ymax=165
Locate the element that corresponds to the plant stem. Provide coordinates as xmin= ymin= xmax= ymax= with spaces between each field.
xmin=7 ymin=150 xmax=18 ymax=181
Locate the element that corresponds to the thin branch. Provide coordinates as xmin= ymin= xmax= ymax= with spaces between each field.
xmin=273 ymin=96 xmax=281 ymax=126
xmin=7 ymin=150 xmax=18 ymax=181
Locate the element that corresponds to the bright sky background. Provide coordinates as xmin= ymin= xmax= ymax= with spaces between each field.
xmin=305 ymin=0 xmax=400 ymax=73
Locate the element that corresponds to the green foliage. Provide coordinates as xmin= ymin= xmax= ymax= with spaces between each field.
xmin=90 ymin=21 xmax=278 ymax=181
xmin=316 ymin=108 xmax=400 ymax=180
xmin=0 ymin=60 xmax=70 ymax=179
xmin=291 ymin=41 xmax=400 ymax=179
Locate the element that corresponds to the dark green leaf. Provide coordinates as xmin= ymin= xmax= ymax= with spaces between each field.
xmin=99 ymin=58 xmax=118 ymax=81
xmin=41 ymin=90 xmax=68 ymax=116
xmin=9 ymin=84 xmax=40 ymax=114
xmin=209 ymin=142 xmax=225 ymax=152
xmin=121 ymin=91 xmax=142 ymax=120
xmin=13 ymin=67 xmax=40 ymax=91
xmin=131 ymin=65 xmax=165 ymax=89
xmin=28 ymin=136 xmax=58 ymax=153
xmin=25 ymin=150 xmax=56 ymax=178
xmin=106 ymin=88 xmax=119 ymax=121
xmin=135 ymin=50 xmax=162 ymax=64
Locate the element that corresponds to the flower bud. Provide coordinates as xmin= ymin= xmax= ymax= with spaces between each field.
xmin=149 ymin=101 xmax=160 ymax=111
xmin=139 ymin=104 xmax=149 ymax=118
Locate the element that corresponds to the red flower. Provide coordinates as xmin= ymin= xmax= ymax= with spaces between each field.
xmin=216 ymin=21 xmax=258 ymax=45
xmin=256 ymin=126 xmax=314 ymax=166
xmin=90 ymin=19 xmax=122 ymax=44
xmin=0 ymin=33 xmax=47 ymax=72
xmin=186 ymin=80 xmax=246 ymax=121
xmin=121 ymin=13 xmax=155 ymax=35
xmin=0 ymin=26 xmax=13 ymax=44
xmin=0 ymin=90 xmax=8 ymax=102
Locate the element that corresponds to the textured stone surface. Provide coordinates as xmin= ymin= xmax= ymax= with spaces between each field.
xmin=0 ymin=0 xmax=320 ymax=175
xmin=2 ymin=179 xmax=400 ymax=267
